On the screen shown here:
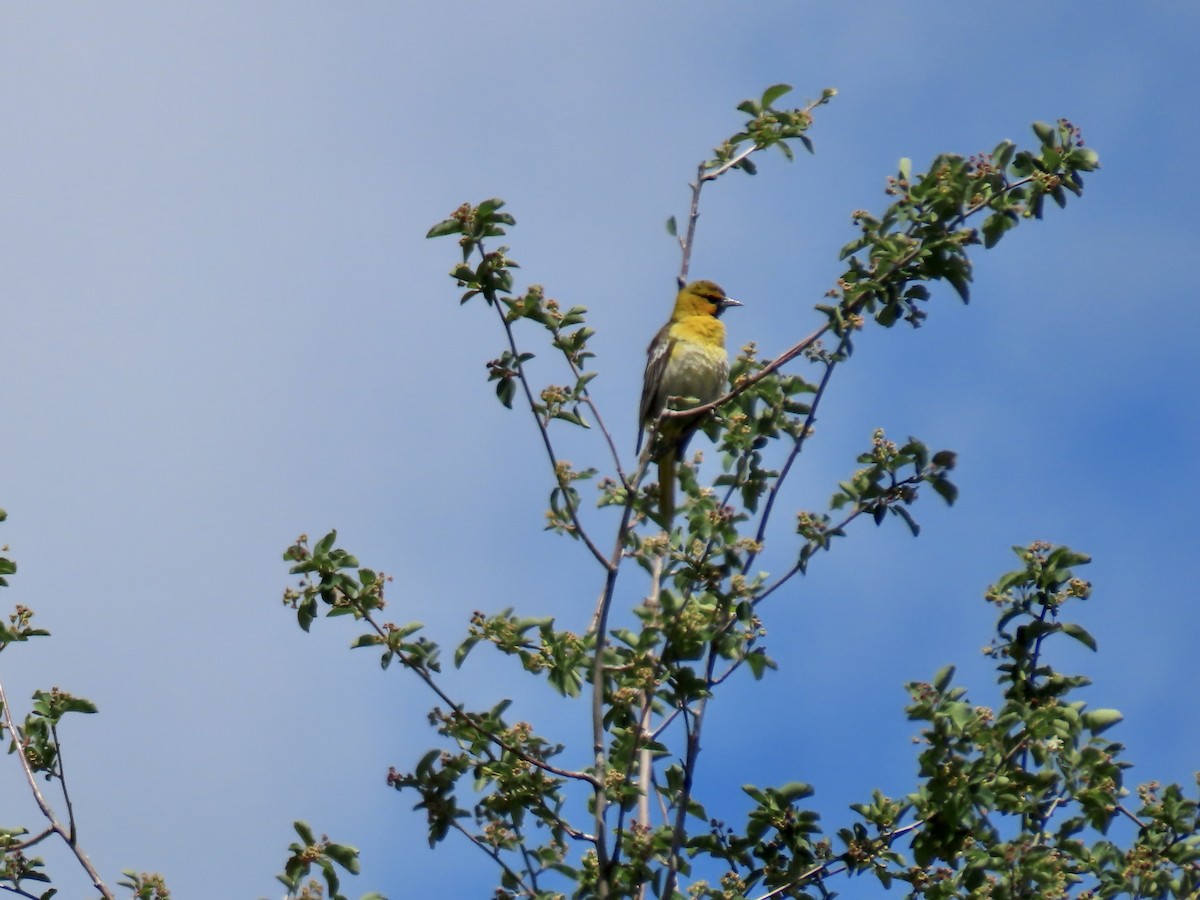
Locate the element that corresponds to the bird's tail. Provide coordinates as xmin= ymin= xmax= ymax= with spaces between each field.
xmin=657 ymin=454 xmax=677 ymax=526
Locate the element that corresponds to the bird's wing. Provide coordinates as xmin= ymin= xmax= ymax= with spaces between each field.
xmin=636 ymin=323 xmax=675 ymax=454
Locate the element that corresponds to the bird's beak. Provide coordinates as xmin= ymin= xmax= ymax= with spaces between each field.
xmin=720 ymin=297 xmax=744 ymax=310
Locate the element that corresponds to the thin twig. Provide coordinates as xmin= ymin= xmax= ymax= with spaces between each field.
xmin=587 ymin=462 xmax=654 ymax=896
xmin=659 ymin=701 xmax=703 ymax=900
xmin=1018 ymin=602 xmax=1054 ymax=775
xmin=12 ymin=826 xmax=55 ymax=851
xmin=559 ymin=339 xmax=630 ymax=485
xmin=744 ymin=334 xmax=849 ymax=575
xmin=511 ymin=820 xmax=541 ymax=895
xmin=605 ymin=505 xmax=669 ymax=881
xmin=360 ymin=611 xmax=600 ymax=789
xmin=745 ymin=818 xmax=926 ymax=900
xmin=677 ymin=140 xmax=755 ymax=284
xmin=637 ymin=553 xmax=664 ymax=833
xmin=649 ymin=766 xmax=671 ymax=822
xmin=678 ymin=93 xmax=830 ymax=285
xmin=479 ymin=245 xmax=611 ymax=571
xmin=659 ymin=607 xmax=733 ymax=898
xmin=649 ymin=706 xmax=684 ymax=743
xmin=1115 ymin=803 xmax=1148 ymax=830
xmin=677 ymin=162 xmax=705 ymax=286
xmin=590 ymin=449 xmax=655 ymax=630
xmin=50 ymin=723 xmax=78 ymax=841
xmin=449 ymin=819 xmax=535 ymax=897
xmin=0 ymin=675 xmax=116 ymax=900
xmin=658 ymin=320 xmax=832 ymax=429
xmin=752 ymin=471 xmax=931 ymax=606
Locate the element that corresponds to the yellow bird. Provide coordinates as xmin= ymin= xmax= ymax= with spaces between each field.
xmin=637 ymin=280 xmax=742 ymax=523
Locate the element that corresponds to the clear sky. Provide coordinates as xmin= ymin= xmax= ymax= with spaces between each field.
xmin=2 ymin=3 xmax=1197 ymax=897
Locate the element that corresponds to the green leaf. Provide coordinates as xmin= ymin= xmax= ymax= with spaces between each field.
xmin=946 ymin=270 xmax=971 ymax=303
xmin=454 ymin=635 xmax=481 ymax=668
xmin=761 ymin=83 xmax=793 ymax=107
xmin=893 ymin=505 xmax=920 ymax=536
xmin=315 ymin=530 xmax=337 ymax=555
xmin=776 ymin=781 xmax=814 ymax=802
xmin=932 ymin=665 xmax=956 ymax=693
xmin=1061 ymin=622 xmax=1097 ymax=652
xmin=665 ymin=215 xmax=677 ymax=237
xmin=1074 ymin=147 xmax=1101 ymax=171
xmin=1047 ymin=547 xmax=1092 ymax=569
xmin=1082 ymin=708 xmax=1123 ymax=735
xmin=931 ymin=450 xmax=956 ymax=469
xmin=875 ymin=300 xmax=900 ymax=328
xmin=742 ymin=784 xmax=767 ymax=804
xmin=324 ymin=842 xmax=361 ymax=873
xmin=945 ymin=700 xmax=975 ymax=728
xmin=294 ymin=820 xmax=316 ymax=844
xmin=904 ymin=439 xmax=929 ymax=470
xmin=553 ymin=408 xmax=589 ymax=428
xmin=929 ymin=477 xmax=958 ymax=506
xmin=982 ymin=211 xmax=1017 ymax=249
xmin=298 ymin=596 xmax=317 ymax=632
xmin=744 ymin=648 xmax=777 ymax=680
xmin=59 ymin=696 xmax=98 ymax=715
xmin=993 ymin=140 xmax=1016 ymax=170
xmin=496 ymin=377 xmax=515 ymax=408
xmin=321 ymin=866 xmax=342 ymax=899
xmin=426 ymin=218 xmax=461 ymax=239
xmin=476 ymin=197 xmax=506 ymax=219
xmin=1032 ymin=120 xmax=1056 ymax=146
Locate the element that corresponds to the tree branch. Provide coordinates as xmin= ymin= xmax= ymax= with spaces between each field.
xmin=0 ymin=675 xmax=115 ymax=900
xmin=449 ymin=819 xmax=535 ymax=897
xmin=744 ymin=333 xmax=849 ymax=575
xmin=745 ymin=818 xmax=926 ymax=900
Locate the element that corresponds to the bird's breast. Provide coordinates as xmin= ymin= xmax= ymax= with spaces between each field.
xmin=660 ymin=341 xmax=729 ymax=406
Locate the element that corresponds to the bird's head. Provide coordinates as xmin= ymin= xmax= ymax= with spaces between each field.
xmin=676 ymin=279 xmax=744 ymax=318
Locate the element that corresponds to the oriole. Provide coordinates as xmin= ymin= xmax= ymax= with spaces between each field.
xmin=637 ymin=279 xmax=742 ymax=523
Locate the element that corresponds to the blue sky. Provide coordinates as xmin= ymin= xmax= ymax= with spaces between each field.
xmin=2 ymin=3 xmax=1197 ymax=897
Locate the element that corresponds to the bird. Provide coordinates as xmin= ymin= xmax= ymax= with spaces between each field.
xmin=637 ymin=279 xmax=742 ymax=524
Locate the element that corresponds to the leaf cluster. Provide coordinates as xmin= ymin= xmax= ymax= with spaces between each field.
xmin=710 ymin=84 xmax=837 ymax=175
xmin=830 ymin=119 xmax=1098 ymax=332
xmin=271 ymin=91 xmax=1193 ymax=900
xmin=886 ymin=543 xmax=1200 ymax=898
xmin=0 ymin=510 xmax=383 ymax=899
xmin=274 ymin=820 xmax=382 ymax=900
xmin=0 ymin=533 xmax=172 ymax=900
xmin=285 ymin=533 xmax=591 ymax=897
